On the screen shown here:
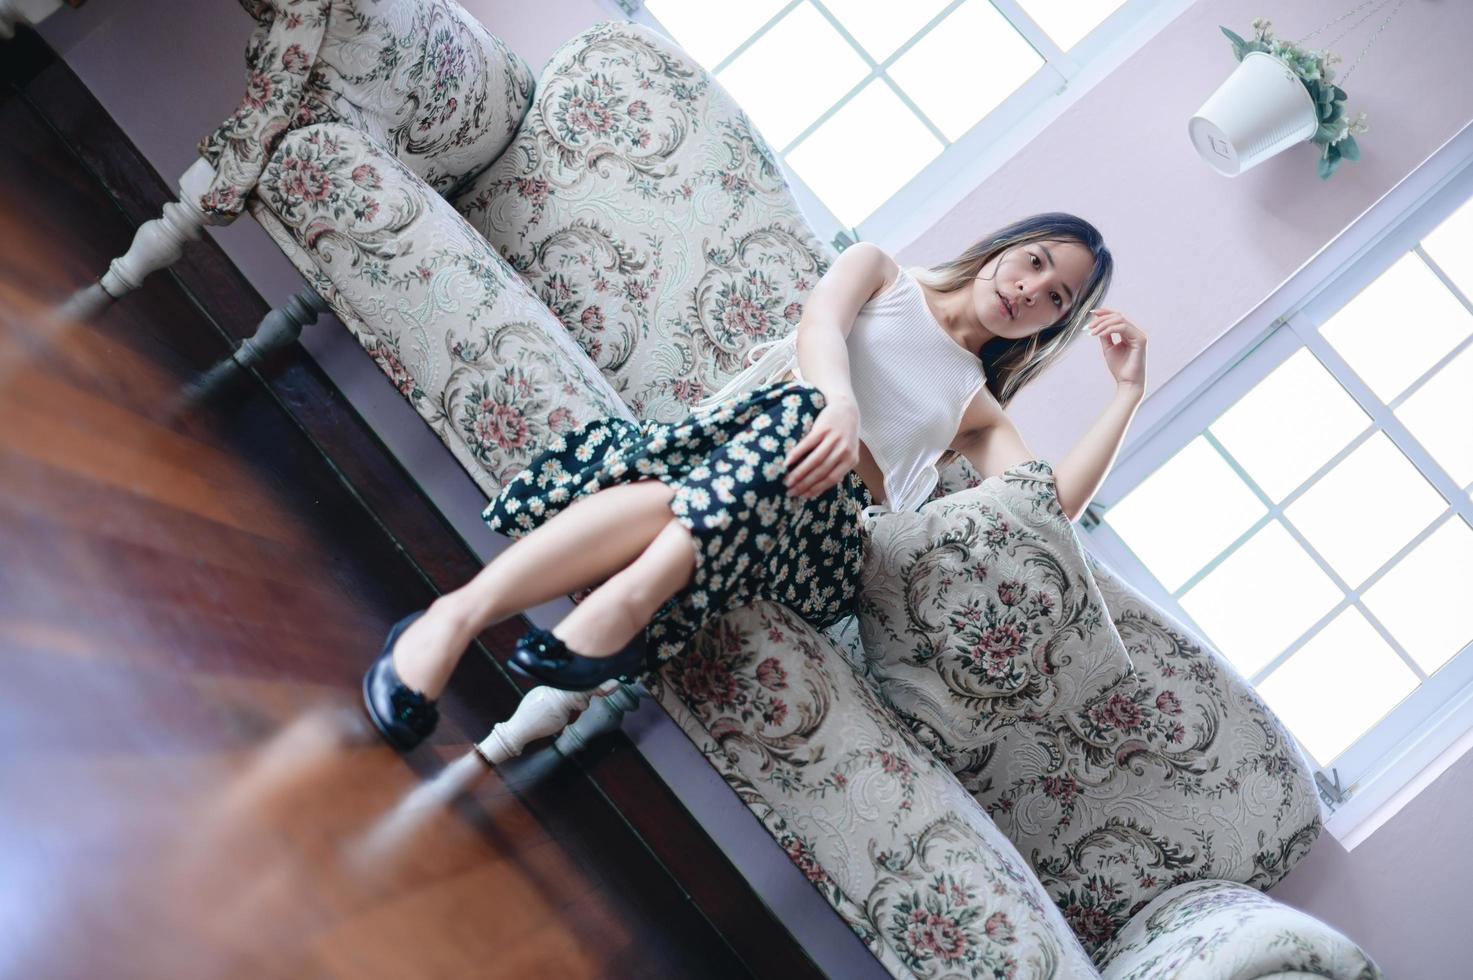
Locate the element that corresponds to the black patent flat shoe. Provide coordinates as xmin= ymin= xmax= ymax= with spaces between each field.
xmin=362 ymin=610 xmax=440 ymax=751
xmin=508 ymin=624 xmax=648 ymax=691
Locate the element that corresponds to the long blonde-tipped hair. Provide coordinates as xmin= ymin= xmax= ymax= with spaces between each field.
xmin=908 ymin=212 xmax=1114 ymax=471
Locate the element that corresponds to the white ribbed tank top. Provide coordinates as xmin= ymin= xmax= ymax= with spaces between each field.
xmin=692 ymin=267 xmax=986 ymax=517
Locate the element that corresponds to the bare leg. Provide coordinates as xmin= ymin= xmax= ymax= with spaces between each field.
xmin=550 ymin=515 xmax=698 ymax=658
xmin=392 ymin=479 xmax=683 ymax=697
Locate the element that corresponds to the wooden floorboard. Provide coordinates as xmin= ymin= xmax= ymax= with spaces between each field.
xmin=0 ymin=28 xmax=827 ymax=978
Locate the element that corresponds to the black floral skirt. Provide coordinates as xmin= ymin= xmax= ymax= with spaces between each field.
xmin=481 ymin=379 xmax=875 ymax=676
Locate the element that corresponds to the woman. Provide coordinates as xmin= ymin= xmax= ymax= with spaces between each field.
xmin=362 ymin=212 xmax=1146 ymax=751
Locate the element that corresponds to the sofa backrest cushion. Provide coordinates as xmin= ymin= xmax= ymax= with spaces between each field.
xmin=200 ymin=0 xmax=535 ymax=222
xmin=452 ymin=20 xmax=835 ymax=424
xmin=856 ymin=458 xmax=1138 ymax=779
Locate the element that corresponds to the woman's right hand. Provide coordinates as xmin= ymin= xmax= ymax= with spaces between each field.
xmin=783 ymin=394 xmax=861 ymax=500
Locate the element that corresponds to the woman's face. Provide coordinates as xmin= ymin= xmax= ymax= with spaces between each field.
xmin=973 ymin=239 xmax=1094 ymax=341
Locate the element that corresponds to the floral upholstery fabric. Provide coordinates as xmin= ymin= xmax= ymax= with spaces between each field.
xmin=855 ymin=460 xmax=1326 ymax=960
xmin=1095 ymin=880 xmax=1384 ymax=979
xmin=855 ymin=459 xmax=1136 ymax=769
xmin=648 ymin=599 xmax=1098 ymax=979
xmin=198 ymin=0 xmax=534 ymax=223
xmin=251 ymin=122 xmax=631 ymax=497
xmin=1028 ymin=550 xmax=1324 ymax=958
xmin=451 ymin=21 xmax=836 ymax=424
xmin=209 ymin=6 xmax=1381 ymax=975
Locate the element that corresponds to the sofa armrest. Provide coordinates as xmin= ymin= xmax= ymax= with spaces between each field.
xmin=199 ymin=0 xmax=535 ymax=223
xmin=1096 ymin=880 xmax=1383 ymax=980
xmin=857 ymin=458 xmax=1332 ymax=958
xmin=197 ymin=0 xmax=330 ymax=221
xmin=251 ymin=122 xmax=630 ymax=497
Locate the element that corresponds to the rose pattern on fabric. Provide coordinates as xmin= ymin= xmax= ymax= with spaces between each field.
xmin=857 ymin=459 xmax=1329 ymax=959
xmin=254 ymin=122 xmax=630 ymax=497
xmin=647 ymin=601 xmax=1099 ymax=979
xmin=856 ymin=460 xmax=1136 ymax=753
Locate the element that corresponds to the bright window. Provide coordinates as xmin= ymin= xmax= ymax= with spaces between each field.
xmin=1083 ymin=185 xmax=1473 ymax=838
xmin=632 ymin=0 xmax=1178 ymax=246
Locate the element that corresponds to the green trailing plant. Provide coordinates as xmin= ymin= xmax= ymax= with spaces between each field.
xmin=1221 ymin=17 xmax=1370 ymax=179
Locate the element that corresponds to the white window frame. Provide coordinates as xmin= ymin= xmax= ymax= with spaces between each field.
xmin=1079 ymin=119 xmax=1473 ymax=852
xmin=616 ymin=0 xmax=1197 ymax=251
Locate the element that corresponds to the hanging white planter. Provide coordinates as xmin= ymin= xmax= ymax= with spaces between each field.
xmin=1188 ymin=50 xmax=1320 ymax=177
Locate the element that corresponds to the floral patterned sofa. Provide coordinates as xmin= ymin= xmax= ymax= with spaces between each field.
xmin=193 ymin=2 xmax=1385 ymax=976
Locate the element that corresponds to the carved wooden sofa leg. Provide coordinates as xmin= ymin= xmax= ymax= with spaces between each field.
xmin=168 ymin=288 xmax=328 ymax=416
xmin=59 ymin=158 xmax=215 ymax=321
xmin=474 ymin=680 xmax=644 ymax=765
xmin=238 ymin=288 xmax=329 ymax=368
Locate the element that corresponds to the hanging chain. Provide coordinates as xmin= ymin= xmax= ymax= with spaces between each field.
xmin=1334 ymin=0 xmax=1405 ymax=87
xmin=1295 ymin=0 xmax=1386 ymax=45
xmin=1293 ymin=0 xmax=1408 ymax=88
xmin=1313 ymin=0 xmax=1392 ymax=52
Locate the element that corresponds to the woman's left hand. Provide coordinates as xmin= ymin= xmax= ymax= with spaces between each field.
xmin=1087 ymin=308 xmax=1148 ymax=390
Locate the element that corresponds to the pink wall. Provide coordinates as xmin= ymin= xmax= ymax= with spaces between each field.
xmin=1272 ymin=747 xmax=1473 ymax=977
xmin=37 ymin=1 xmax=1472 ymax=975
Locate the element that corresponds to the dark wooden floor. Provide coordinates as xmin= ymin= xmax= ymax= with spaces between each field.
xmin=0 ymin=30 xmax=820 ymax=980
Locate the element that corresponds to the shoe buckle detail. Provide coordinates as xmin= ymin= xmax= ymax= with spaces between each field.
xmin=389 ymin=686 xmax=438 ymax=736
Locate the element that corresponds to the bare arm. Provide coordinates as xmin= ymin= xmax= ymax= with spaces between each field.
xmin=956 ymin=385 xmax=1143 ymax=522
xmin=954 ymin=412 xmax=1036 ymax=486
xmin=782 ymin=242 xmax=895 ymax=499
xmin=1053 ymin=384 xmax=1143 ymax=523
xmin=793 ymin=241 xmax=895 ymax=409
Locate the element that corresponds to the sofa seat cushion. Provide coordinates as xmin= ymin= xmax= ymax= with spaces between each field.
xmin=649 ymin=599 xmax=1099 ymax=978
xmin=1095 ymin=880 xmax=1384 ymax=979
xmin=200 ymin=0 xmax=535 ymax=221
xmin=250 ymin=122 xmax=631 ymax=498
xmin=452 ymin=20 xmax=834 ymax=424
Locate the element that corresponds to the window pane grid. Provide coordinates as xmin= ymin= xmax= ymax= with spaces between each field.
xmin=1154 ymin=364 xmax=1462 ymax=766
xmin=1148 ymin=322 xmax=1472 ymax=600
xmin=1162 ymin=422 xmax=1373 ymax=601
xmin=758 ymin=0 xmax=978 ymax=157
xmin=1099 ymin=287 xmax=1473 ymax=782
xmin=1293 ymin=310 xmax=1472 ymax=519
xmin=1148 ymin=425 xmax=1426 ymax=691
xmin=651 ymin=0 xmax=1105 ymax=228
xmin=804 ymin=0 xmax=960 ymax=150
xmin=1247 ymin=522 xmax=1447 ymax=692
xmin=1379 ymin=311 xmax=1473 ymax=416
xmin=708 ymin=0 xmax=802 ymax=76
xmin=1133 ymin=419 xmax=1461 ymax=776
xmin=710 ymin=0 xmax=967 ymax=152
